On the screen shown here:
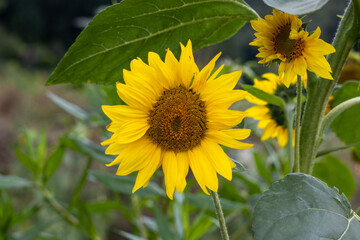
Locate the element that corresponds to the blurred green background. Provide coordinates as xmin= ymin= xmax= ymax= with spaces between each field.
xmin=0 ymin=0 xmax=359 ymax=239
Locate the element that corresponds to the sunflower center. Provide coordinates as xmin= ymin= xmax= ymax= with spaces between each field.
xmin=147 ymin=86 xmax=207 ymax=152
xmin=273 ymin=23 xmax=304 ymax=59
xmin=267 ymin=104 xmax=285 ymax=127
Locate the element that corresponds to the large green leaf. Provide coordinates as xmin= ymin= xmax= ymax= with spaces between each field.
xmin=252 ymin=173 xmax=360 ymax=240
xmin=313 ymin=155 xmax=356 ymax=198
xmin=331 ymin=81 xmax=360 ymax=157
xmin=263 ymin=0 xmax=330 ymax=15
xmin=46 ymin=0 xmax=257 ymax=85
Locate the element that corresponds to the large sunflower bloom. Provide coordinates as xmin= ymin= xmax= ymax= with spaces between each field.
xmin=250 ymin=9 xmax=336 ymax=87
xmin=246 ymin=73 xmax=301 ymax=147
xmin=101 ymin=40 xmax=253 ymax=199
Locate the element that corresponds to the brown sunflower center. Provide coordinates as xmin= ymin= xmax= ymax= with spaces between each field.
xmin=147 ymin=86 xmax=207 ymax=152
xmin=273 ymin=23 xmax=304 ymax=59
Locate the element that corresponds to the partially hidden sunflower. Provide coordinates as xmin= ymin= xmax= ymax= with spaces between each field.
xmin=101 ymin=40 xmax=253 ymax=199
xmin=250 ymin=9 xmax=336 ymax=87
xmin=246 ymin=73 xmax=305 ymax=147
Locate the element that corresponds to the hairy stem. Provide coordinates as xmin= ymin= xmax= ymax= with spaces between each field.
xmin=294 ymin=76 xmax=302 ymax=172
xmin=285 ymin=104 xmax=295 ymax=172
xmin=211 ymin=191 xmax=230 ymax=240
xmin=299 ymin=1 xmax=359 ymax=174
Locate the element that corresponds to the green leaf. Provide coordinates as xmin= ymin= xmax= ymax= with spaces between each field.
xmin=154 ymin=206 xmax=177 ymax=240
xmin=187 ymin=212 xmax=213 ymax=240
xmin=0 ymin=191 xmax=14 ymax=235
xmin=15 ymin=148 xmax=38 ymax=175
xmin=47 ymin=92 xmax=90 ymax=120
xmin=0 ymin=175 xmax=31 ymax=189
xmin=253 ymin=151 xmax=272 ymax=185
xmin=46 ymin=0 xmax=257 ymax=85
xmin=13 ymin=217 xmax=58 ymax=240
xmin=85 ymin=200 xmax=123 ymax=213
xmin=231 ymin=158 xmax=246 ymax=173
xmin=313 ymin=155 xmax=356 ymax=198
xmin=263 ymin=0 xmax=330 ymax=15
xmin=252 ymin=173 xmax=360 ymax=240
xmin=76 ymin=202 xmax=98 ymax=239
xmin=89 ymin=170 xmax=165 ymax=197
xmin=241 ymin=84 xmax=285 ymax=109
xmin=42 ymin=146 xmax=65 ymax=183
xmin=60 ymin=136 xmax=108 ymax=164
xmin=330 ymin=81 xmax=360 ymax=158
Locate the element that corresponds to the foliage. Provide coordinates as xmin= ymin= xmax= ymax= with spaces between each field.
xmin=1 ymin=0 xmax=360 ymax=239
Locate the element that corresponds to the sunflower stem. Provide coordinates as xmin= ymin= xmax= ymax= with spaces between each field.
xmin=294 ymin=76 xmax=302 ymax=172
xmin=211 ymin=191 xmax=230 ymax=240
xmin=299 ymin=1 xmax=359 ymax=174
xmin=285 ymin=104 xmax=295 ymax=172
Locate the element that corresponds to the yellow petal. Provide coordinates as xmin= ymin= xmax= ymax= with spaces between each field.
xmin=206 ymin=129 xmax=253 ymax=149
xmin=116 ymin=137 xmax=158 ymax=175
xmin=162 ymin=151 xmax=178 ymax=200
xmin=207 ymin=109 xmax=246 ymax=130
xmin=116 ymin=82 xmax=153 ymax=111
xmin=188 ymin=146 xmax=218 ymax=194
xmin=132 ymin=146 xmax=162 ymax=193
xmin=148 ymin=52 xmax=175 ymax=88
xmin=201 ymin=138 xmax=233 ymax=180
xmin=175 ymin=152 xmax=189 ymax=194
xmin=102 ymin=105 xmax=148 ymax=122
xmin=221 ymin=129 xmax=251 ymax=140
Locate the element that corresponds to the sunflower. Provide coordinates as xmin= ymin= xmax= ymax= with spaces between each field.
xmin=245 ymin=73 xmax=302 ymax=147
xmin=101 ymin=40 xmax=253 ymax=199
xmin=250 ymin=9 xmax=336 ymax=87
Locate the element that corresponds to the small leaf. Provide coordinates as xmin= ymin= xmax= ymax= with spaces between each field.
xmin=313 ymin=155 xmax=356 ymax=198
xmin=60 ymin=136 xmax=108 ymax=164
xmin=263 ymin=0 xmax=330 ymax=15
xmin=187 ymin=212 xmax=213 ymax=240
xmin=253 ymin=151 xmax=272 ymax=185
xmin=231 ymin=158 xmax=246 ymax=173
xmin=154 ymin=206 xmax=177 ymax=240
xmin=0 ymin=174 xmax=31 ymax=189
xmin=89 ymin=170 xmax=165 ymax=197
xmin=42 ymin=145 xmax=65 ymax=183
xmin=46 ymin=0 xmax=257 ymax=85
xmin=13 ymin=217 xmax=58 ymax=240
xmin=47 ymin=92 xmax=90 ymax=120
xmin=252 ymin=173 xmax=360 ymax=240
xmin=76 ymin=201 xmax=98 ymax=239
xmin=242 ymin=84 xmax=285 ymax=109
xmin=15 ymin=148 xmax=38 ymax=175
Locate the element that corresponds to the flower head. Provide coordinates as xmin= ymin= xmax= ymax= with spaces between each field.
xmin=250 ymin=9 xmax=336 ymax=87
xmin=245 ymin=73 xmax=303 ymax=147
xmin=101 ymin=40 xmax=253 ymax=199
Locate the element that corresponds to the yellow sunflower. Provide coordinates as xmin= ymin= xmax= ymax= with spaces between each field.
xmin=250 ymin=9 xmax=336 ymax=87
xmin=101 ymin=40 xmax=253 ymax=199
xmin=246 ymin=73 xmax=301 ymax=147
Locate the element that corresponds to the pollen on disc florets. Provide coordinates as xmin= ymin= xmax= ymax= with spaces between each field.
xmin=273 ymin=23 xmax=304 ymax=59
xmin=147 ymin=86 xmax=207 ymax=152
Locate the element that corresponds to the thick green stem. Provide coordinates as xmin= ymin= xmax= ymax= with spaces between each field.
xmin=299 ymin=1 xmax=359 ymax=174
xmin=294 ymin=76 xmax=302 ymax=172
xmin=211 ymin=191 xmax=230 ymax=240
xmin=285 ymin=104 xmax=295 ymax=172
